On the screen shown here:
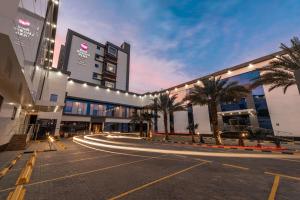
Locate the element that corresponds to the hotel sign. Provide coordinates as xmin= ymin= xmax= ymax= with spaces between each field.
xmin=77 ymin=42 xmax=90 ymax=65
xmin=14 ymin=18 xmax=37 ymax=42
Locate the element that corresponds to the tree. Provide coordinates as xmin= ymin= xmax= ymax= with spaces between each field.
xmin=184 ymin=77 xmax=249 ymax=145
xmin=141 ymin=111 xmax=155 ymax=138
xmin=251 ymin=37 xmax=300 ymax=93
xmin=149 ymin=93 xmax=185 ymax=140
xmin=186 ymin=123 xmax=198 ymax=143
xmin=130 ymin=110 xmax=144 ymax=137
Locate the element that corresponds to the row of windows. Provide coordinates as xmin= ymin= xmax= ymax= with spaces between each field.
xmin=64 ymin=99 xmax=139 ymax=118
xmin=96 ymin=45 xmax=117 ymax=57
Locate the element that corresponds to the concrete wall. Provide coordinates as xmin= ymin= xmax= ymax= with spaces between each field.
xmin=0 ymin=100 xmax=22 ymax=145
xmin=36 ymin=70 xmax=68 ymax=107
xmin=263 ymin=84 xmax=300 ymax=137
xmin=193 ymin=105 xmax=212 ymax=134
xmin=66 ymin=81 xmax=150 ymax=107
xmin=116 ymin=51 xmax=128 ymax=91
xmin=67 ymin=35 xmax=103 ymax=85
xmin=173 ymin=111 xmax=188 ymax=133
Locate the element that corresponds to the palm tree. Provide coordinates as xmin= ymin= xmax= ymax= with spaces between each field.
xmin=251 ymin=37 xmax=300 ymax=93
xmin=184 ymin=77 xmax=249 ymax=145
xmin=130 ymin=110 xmax=144 ymax=137
xmin=149 ymin=93 xmax=185 ymax=140
xmin=186 ymin=123 xmax=198 ymax=143
xmin=141 ymin=111 xmax=155 ymax=138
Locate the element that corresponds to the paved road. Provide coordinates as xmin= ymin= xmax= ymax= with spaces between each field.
xmin=0 ymin=135 xmax=299 ymax=200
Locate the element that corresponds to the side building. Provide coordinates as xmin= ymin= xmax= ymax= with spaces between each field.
xmin=149 ymin=51 xmax=300 ymax=138
xmin=0 ymin=0 xmax=69 ymax=149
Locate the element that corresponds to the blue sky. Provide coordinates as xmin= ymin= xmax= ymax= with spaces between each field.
xmin=53 ymin=0 xmax=300 ymax=92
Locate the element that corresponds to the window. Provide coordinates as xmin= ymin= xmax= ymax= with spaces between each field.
xmin=0 ymin=95 xmax=3 ymax=112
xmin=92 ymin=72 xmax=102 ymax=80
xmin=95 ymin=54 xmax=103 ymax=62
xmin=64 ymin=100 xmax=87 ymax=115
xmin=50 ymin=94 xmax=58 ymax=102
xmin=96 ymin=45 xmax=100 ymax=50
xmin=11 ymin=107 xmax=17 ymax=120
xmin=95 ymin=63 xmax=99 ymax=68
xmin=105 ymin=81 xmax=115 ymax=88
xmin=106 ymin=63 xmax=116 ymax=73
xmin=90 ymin=103 xmax=105 ymax=116
xmin=108 ymin=46 xmax=117 ymax=57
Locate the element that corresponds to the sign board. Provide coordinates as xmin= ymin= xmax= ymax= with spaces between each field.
xmin=76 ymin=42 xmax=90 ymax=65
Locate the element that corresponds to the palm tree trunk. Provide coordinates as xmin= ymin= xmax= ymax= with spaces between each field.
xmin=191 ymin=131 xmax=195 ymax=143
xmin=163 ymin=111 xmax=169 ymax=140
xmin=139 ymin=120 xmax=143 ymax=137
xmin=210 ymin=102 xmax=222 ymax=145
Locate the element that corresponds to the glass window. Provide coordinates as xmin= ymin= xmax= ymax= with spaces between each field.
xmin=96 ymin=45 xmax=100 ymax=50
xmin=95 ymin=63 xmax=99 ymax=68
xmin=0 ymin=95 xmax=3 ymax=112
xmin=65 ymin=101 xmax=73 ymax=113
xmin=108 ymin=46 xmax=117 ymax=57
xmin=106 ymin=63 xmax=116 ymax=73
xmin=64 ymin=100 xmax=87 ymax=115
xmin=105 ymin=104 xmax=114 ymax=117
xmin=11 ymin=107 xmax=17 ymax=120
xmin=90 ymin=103 xmax=105 ymax=116
xmin=93 ymin=73 xmax=102 ymax=80
xmin=50 ymin=94 xmax=58 ymax=102
xmin=105 ymin=81 xmax=115 ymax=88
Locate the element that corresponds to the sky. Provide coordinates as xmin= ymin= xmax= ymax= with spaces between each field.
xmin=53 ymin=0 xmax=300 ymax=93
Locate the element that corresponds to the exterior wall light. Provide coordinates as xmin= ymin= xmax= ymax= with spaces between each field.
xmin=117 ymin=90 xmax=120 ymax=94
xmin=227 ymin=70 xmax=232 ymax=74
xmin=125 ymin=92 xmax=128 ymax=96
xmin=83 ymin=83 xmax=87 ymax=87
xmin=248 ymin=64 xmax=254 ymax=68
xmin=95 ymin=86 xmax=99 ymax=90
xmin=107 ymin=88 xmax=110 ymax=92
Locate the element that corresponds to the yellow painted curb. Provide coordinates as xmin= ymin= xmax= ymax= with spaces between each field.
xmin=16 ymin=165 xmax=33 ymax=185
xmin=0 ymin=167 xmax=9 ymax=177
xmin=16 ymin=152 xmax=36 ymax=185
xmin=7 ymin=185 xmax=26 ymax=200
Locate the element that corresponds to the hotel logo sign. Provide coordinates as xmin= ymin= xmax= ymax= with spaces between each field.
xmin=76 ymin=42 xmax=90 ymax=65
xmin=15 ymin=18 xmax=36 ymax=39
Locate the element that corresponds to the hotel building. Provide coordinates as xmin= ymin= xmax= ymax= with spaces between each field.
xmin=0 ymin=1 xmax=299 ymax=150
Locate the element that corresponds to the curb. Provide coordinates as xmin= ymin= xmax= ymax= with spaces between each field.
xmin=0 ymin=153 xmax=22 ymax=179
xmin=149 ymin=139 xmax=295 ymax=155
xmin=16 ymin=151 xmax=37 ymax=185
xmin=7 ymin=185 xmax=25 ymax=200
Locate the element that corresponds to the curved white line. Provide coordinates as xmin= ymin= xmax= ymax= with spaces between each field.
xmin=73 ymin=136 xmax=300 ymax=159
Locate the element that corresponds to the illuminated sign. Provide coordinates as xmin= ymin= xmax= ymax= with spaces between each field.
xmin=18 ymin=19 xmax=30 ymax=26
xmin=14 ymin=18 xmax=36 ymax=40
xmin=76 ymin=42 xmax=90 ymax=65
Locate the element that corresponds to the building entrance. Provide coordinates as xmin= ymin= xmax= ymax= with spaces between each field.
xmin=91 ymin=123 xmax=102 ymax=133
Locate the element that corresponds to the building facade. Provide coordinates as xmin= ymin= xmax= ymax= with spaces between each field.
xmin=58 ymin=29 xmax=146 ymax=134
xmin=0 ymin=0 xmax=66 ymax=147
xmin=1 ymin=1 xmax=300 ymax=150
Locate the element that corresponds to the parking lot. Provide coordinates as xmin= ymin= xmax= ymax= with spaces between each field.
xmin=0 ymin=137 xmax=299 ymax=200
